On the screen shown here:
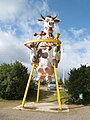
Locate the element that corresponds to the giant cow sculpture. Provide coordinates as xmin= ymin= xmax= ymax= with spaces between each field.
xmin=30 ymin=15 xmax=61 ymax=82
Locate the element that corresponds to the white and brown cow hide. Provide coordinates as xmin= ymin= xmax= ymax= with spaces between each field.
xmin=30 ymin=15 xmax=61 ymax=82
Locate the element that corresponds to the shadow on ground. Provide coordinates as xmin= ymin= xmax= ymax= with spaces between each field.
xmin=26 ymin=89 xmax=56 ymax=103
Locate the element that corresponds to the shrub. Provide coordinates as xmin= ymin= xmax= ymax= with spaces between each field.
xmin=0 ymin=61 xmax=28 ymax=100
xmin=66 ymin=65 xmax=90 ymax=103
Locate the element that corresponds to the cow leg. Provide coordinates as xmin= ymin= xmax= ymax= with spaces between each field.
xmin=36 ymin=67 xmax=45 ymax=82
xmin=44 ymin=66 xmax=54 ymax=82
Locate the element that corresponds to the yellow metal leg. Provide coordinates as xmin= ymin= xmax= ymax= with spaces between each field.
xmin=22 ymin=64 xmax=35 ymax=107
xmin=36 ymin=81 xmax=40 ymax=102
xmin=54 ymin=66 xmax=62 ymax=110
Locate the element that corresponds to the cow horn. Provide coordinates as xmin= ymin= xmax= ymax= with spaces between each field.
xmin=41 ymin=14 xmax=45 ymax=20
xmin=52 ymin=15 xmax=57 ymax=20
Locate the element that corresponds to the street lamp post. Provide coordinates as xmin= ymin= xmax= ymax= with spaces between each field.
xmin=62 ymin=47 xmax=65 ymax=84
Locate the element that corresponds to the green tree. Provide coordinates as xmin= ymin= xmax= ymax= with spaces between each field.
xmin=58 ymin=78 xmax=63 ymax=85
xmin=66 ymin=65 xmax=90 ymax=102
xmin=0 ymin=61 xmax=28 ymax=100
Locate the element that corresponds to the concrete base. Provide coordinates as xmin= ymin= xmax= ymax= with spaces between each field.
xmin=14 ymin=102 xmax=69 ymax=113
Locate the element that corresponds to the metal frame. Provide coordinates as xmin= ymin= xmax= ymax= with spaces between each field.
xmin=22 ymin=39 xmax=62 ymax=110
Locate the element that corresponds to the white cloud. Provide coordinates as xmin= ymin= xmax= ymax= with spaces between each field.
xmin=0 ymin=0 xmax=90 ymax=78
xmin=58 ymin=28 xmax=90 ymax=77
xmin=0 ymin=29 xmax=30 ymax=66
xmin=0 ymin=0 xmax=50 ymax=68
xmin=69 ymin=28 xmax=85 ymax=38
xmin=0 ymin=0 xmax=50 ymax=35
xmin=0 ymin=0 xmax=25 ymax=21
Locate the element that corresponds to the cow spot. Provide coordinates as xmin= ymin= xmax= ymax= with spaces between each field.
xmin=42 ymin=52 xmax=48 ymax=58
xmin=49 ymin=46 xmax=52 ymax=51
xmin=29 ymin=43 xmax=35 ymax=48
xmin=32 ymin=56 xmax=39 ymax=63
xmin=55 ymin=46 xmax=60 ymax=52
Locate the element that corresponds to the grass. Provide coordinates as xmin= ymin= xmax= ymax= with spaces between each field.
xmin=39 ymin=90 xmax=56 ymax=102
xmin=26 ymin=89 xmax=55 ymax=102
xmin=60 ymin=90 xmax=70 ymax=104
xmin=0 ymin=87 xmax=69 ymax=107
xmin=27 ymin=88 xmax=69 ymax=104
xmin=0 ymin=99 xmax=22 ymax=108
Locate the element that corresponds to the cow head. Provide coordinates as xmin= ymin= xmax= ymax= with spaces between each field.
xmin=37 ymin=15 xmax=61 ymax=34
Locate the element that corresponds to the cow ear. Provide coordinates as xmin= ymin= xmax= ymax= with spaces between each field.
xmin=37 ymin=18 xmax=44 ymax=23
xmin=54 ymin=19 xmax=62 ymax=23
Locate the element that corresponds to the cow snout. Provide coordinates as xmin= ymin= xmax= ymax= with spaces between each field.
xmin=49 ymin=22 xmax=54 ymax=26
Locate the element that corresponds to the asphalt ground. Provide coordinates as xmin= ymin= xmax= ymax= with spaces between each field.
xmin=0 ymin=101 xmax=90 ymax=120
xmin=0 ymin=86 xmax=90 ymax=120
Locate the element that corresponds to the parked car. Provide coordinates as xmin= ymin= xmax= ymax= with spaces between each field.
xmin=48 ymin=82 xmax=56 ymax=90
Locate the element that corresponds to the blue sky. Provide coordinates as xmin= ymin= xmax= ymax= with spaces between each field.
xmin=49 ymin=0 xmax=90 ymax=29
xmin=0 ymin=0 xmax=90 ymax=77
